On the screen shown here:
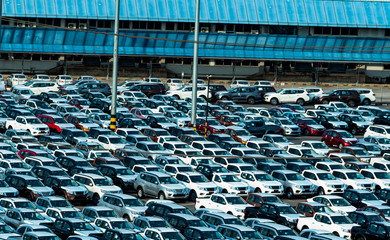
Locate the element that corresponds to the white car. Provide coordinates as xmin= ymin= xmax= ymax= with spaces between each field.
xmin=5 ymin=116 xmax=49 ymax=136
xmin=307 ymin=195 xmax=356 ymax=215
xmin=164 ymin=110 xmax=191 ymax=127
xmin=332 ymin=169 xmax=376 ymax=191
xmin=296 ymin=212 xmax=358 ymax=239
xmin=98 ymin=193 xmax=147 ymax=221
xmin=239 ymin=170 xmax=284 ymax=195
xmin=271 ymin=170 xmax=316 ymax=199
xmin=135 ymin=142 xmax=171 ymax=160
xmin=230 ymin=80 xmax=250 ymax=88
xmin=211 ymin=173 xmax=250 ymax=197
xmin=73 ymin=173 xmax=122 ymax=203
xmin=262 ymin=134 xmax=293 ymax=149
xmin=360 ymin=169 xmax=390 ymax=191
xmin=264 ymin=88 xmax=310 ymax=106
xmin=328 ymin=101 xmax=349 ymax=111
xmin=95 ymin=135 xmax=128 ymax=151
xmin=300 ymin=87 xmax=324 ymax=102
xmin=166 ymin=85 xmax=208 ymax=100
xmin=0 ymin=74 xmax=5 ymax=92
xmin=175 ymin=172 xmax=218 ymax=201
xmin=247 ymin=107 xmax=267 ymax=115
xmin=25 ymin=81 xmax=59 ymax=95
xmin=7 ymin=73 xmax=28 ymax=87
xmin=363 ymin=136 xmax=390 ymax=150
xmin=89 ymin=113 xmax=111 ymax=128
xmin=145 ymin=77 xmax=162 ymax=83
xmin=301 ymin=140 xmax=331 ymax=156
xmin=164 ymin=78 xmax=185 ymax=90
xmin=302 ymin=169 xmax=346 ymax=195
xmin=364 ymin=125 xmax=390 ymax=139
xmin=351 ymin=88 xmax=376 ymax=105
xmin=195 ymin=193 xmax=251 ymax=219
xmin=253 ymin=80 xmax=272 ymax=86
xmin=54 ymin=75 xmax=73 ymax=86
xmin=270 ymin=118 xmax=301 ymax=136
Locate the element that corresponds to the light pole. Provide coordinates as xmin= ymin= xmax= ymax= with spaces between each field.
xmin=110 ymin=0 xmax=120 ymax=131
xmin=190 ymin=0 xmax=200 ymax=127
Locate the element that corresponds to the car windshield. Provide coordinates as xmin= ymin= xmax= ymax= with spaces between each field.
xmin=367 ymin=215 xmax=385 ymax=222
xmin=72 ymin=131 xmax=88 ymax=137
xmin=10 ymin=162 xmax=29 ymax=168
xmin=241 ymin=231 xmax=263 ymax=239
xmin=159 ymin=177 xmax=178 ymax=184
xmin=330 ymin=198 xmax=351 ymax=206
xmin=354 ymin=149 xmax=369 ymax=155
xmin=187 ymin=219 xmax=207 ymax=227
xmin=317 ymin=173 xmax=336 ymax=180
xmin=71 ymin=222 xmax=95 ymax=231
xmin=60 ymin=179 xmax=79 ymax=186
xmin=161 ymin=232 xmax=185 ymax=240
xmin=273 ymin=137 xmax=289 ymax=143
xmin=378 ymin=138 xmax=390 ymax=144
xmin=171 ymin=112 xmax=186 ymax=117
xmin=52 ymin=118 xmax=68 ymax=124
xmin=278 ymin=229 xmax=298 ymax=236
xmin=123 ymin=198 xmax=144 ymax=207
xmin=312 ymin=205 xmax=334 ymax=213
xmin=26 ymin=118 xmax=41 ymax=124
xmin=225 ymin=196 xmax=246 ymax=205
xmin=14 ymin=201 xmax=37 ymax=209
xmin=94 ymin=178 xmax=112 ymax=186
xmin=28 ymin=180 xmax=45 ymax=187
xmin=51 ymin=200 xmax=72 ymax=208
xmin=148 ymin=144 xmax=165 ymax=151
xmin=339 ymin=131 xmax=354 ymax=138
xmin=346 ymin=172 xmax=365 ymax=179
xmin=360 ymin=111 xmax=374 ymax=117
xmin=279 ymin=119 xmax=294 ymax=125
xmin=109 ymin=137 xmax=126 ymax=144
xmin=331 ymin=215 xmax=353 ymax=224
xmin=98 ymin=210 xmax=118 ymax=217
xmin=302 ymin=119 xmax=318 ymax=125
xmin=279 ymin=206 xmax=297 ymax=214
xmin=121 ymin=233 xmax=144 ymax=240
xmin=221 ymin=174 xmax=241 ymax=182
xmin=62 ymin=210 xmax=84 ymax=219
xmin=260 ymin=196 xmax=282 ymax=203
xmin=95 ymin=152 xmax=113 ymax=158
xmin=285 ymin=173 xmax=305 ymax=180
xmin=111 ymin=220 xmax=133 ymax=229
xmin=0 ymin=224 xmax=14 ymax=233
xmin=326 ymin=116 xmax=340 ymax=122
xmin=66 ymin=107 xmax=79 ymax=113
xmin=374 ymin=172 xmax=390 ymax=179
xmin=22 ymin=211 xmax=45 ymax=220
xmin=116 ymin=168 xmax=134 ymax=176
xmin=189 ymin=175 xmax=209 ymax=183
xmin=366 ymin=145 xmax=381 ymax=151
xmin=211 ymin=167 xmax=228 ymax=173
xmin=150 ymin=220 xmax=170 ymax=228
xmin=350 ymin=116 xmax=365 ymax=122
xmin=311 ymin=143 xmax=329 ymax=149
xmin=202 ymin=231 xmax=224 ymax=239
xmin=360 ymin=193 xmax=379 ymax=201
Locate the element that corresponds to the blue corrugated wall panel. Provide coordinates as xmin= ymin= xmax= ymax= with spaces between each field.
xmin=2 ymin=27 xmax=390 ymax=62
xmin=3 ymin=0 xmax=390 ymax=28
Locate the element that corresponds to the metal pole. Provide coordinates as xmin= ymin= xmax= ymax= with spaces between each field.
xmin=205 ymin=75 xmax=211 ymax=137
xmin=110 ymin=0 xmax=120 ymax=131
xmin=191 ymin=0 xmax=200 ymax=126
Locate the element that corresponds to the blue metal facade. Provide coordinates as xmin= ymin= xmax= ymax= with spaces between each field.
xmin=3 ymin=0 xmax=390 ymax=28
xmin=2 ymin=27 xmax=390 ymax=62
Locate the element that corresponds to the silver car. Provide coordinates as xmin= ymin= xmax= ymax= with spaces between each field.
xmin=134 ymin=172 xmax=189 ymax=200
xmin=98 ymin=193 xmax=147 ymax=221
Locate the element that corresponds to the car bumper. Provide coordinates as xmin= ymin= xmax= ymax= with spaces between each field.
xmin=262 ymin=188 xmax=284 ymax=195
xmin=284 ymin=129 xmax=301 ymax=135
xmin=30 ymin=129 xmax=49 ymax=136
xmin=309 ymin=129 xmax=324 ymax=136
xmin=325 ymin=187 xmax=345 ymax=194
xmin=197 ymin=190 xmax=217 ymax=198
xmin=165 ymin=193 xmax=189 ymax=199
xmin=227 ymin=189 xmax=249 ymax=197
xmin=293 ymin=189 xmax=316 ymax=195
xmin=67 ymin=193 xmax=89 ymax=201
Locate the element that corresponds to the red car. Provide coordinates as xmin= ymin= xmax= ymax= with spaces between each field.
xmin=321 ymin=129 xmax=358 ymax=148
xmin=295 ymin=118 xmax=326 ymax=136
xmin=129 ymin=108 xmax=154 ymax=120
xmin=37 ymin=115 xmax=74 ymax=133
xmin=195 ymin=118 xmax=226 ymax=136
xmin=17 ymin=149 xmax=53 ymax=160
xmin=68 ymin=99 xmax=91 ymax=110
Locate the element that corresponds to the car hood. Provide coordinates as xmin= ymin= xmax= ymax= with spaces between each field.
xmin=274 ymin=142 xmax=293 ymax=149
xmin=0 ymin=187 xmax=18 ymax=195
xmin=307 ymin=124 xmax=325 ymax=130
xmin=344 ymin=137 xmax=358 ymax=142
xmin=354 ymin=121 xmax=370 ymax=127
xmin=57 ymin=123 xmax=76 ymax=129
xmin=313 ymin=149 xmax=330 ymax=155
xmin=332 ymin=206 xmax=356 ymax=215
xmin=125 ymin=206 xmax=147 ymax=213
xmin=361 ymin=200 xmax=386 ymax=206
xmin=50 ymin=98 xmax=68 ymax=103
xmin=98 ymin=185 xmax=122 ymax=193
xmin=280 ymin=213 xmax=304 ymax=221
xmin=74 ymin=137 xmax=89 ymax=142
xmin=291 ymin=180 xmax=313 ymax=186
xmin=225 ymin=182 xmax=249 ymax=188
xmin=196 ymin=182 xmax=218 ymax=188
xmin=212 ymin=125 xmax=227 ymax=131
xmin=74 ymin=230 xmax=103 ymax=236
xmin=27 ymin=186 xmax=53 ymax=194
xmin=161 ymin=184 xmax=187 ymax=191
xmin=232 ymin=204 xmax=251 ymax=210
xmin=31 ymin=124 xmax=49 ymax=129
xmin=80 ymin=123 xmax=100 ymax=129
xmin=62 ymin=186 xmax=88 ymax=193
xmin=159 ymin=122 xmax=177 ymax=128
xmin=24 ymin=219 xmax=52 ymax=225
xmin=260 ymin=181 xmax=283 ymax=187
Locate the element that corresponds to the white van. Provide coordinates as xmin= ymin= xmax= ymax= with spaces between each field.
xmin=25 ymin=81 xmax=59 ymax=95
xmin=364 ymin=125 xmax=390 ymax=139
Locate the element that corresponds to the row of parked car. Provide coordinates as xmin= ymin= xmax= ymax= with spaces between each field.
xmin=0 ymin=76 xmax=388 ymax=240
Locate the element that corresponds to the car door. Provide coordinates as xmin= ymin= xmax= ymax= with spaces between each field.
xmin=230 ymin=88 xmax=241 ymax=101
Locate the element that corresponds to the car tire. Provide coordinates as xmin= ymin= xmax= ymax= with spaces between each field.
xmin=339 ymin=143 xmax=344 ymax=149
xmin=317 ymin=187 xmax=325 ymax=195
xmin=352 ymin=127 xmax=357 ymax=135
xmin=363 ymin=98 xmax=371 ymax=105
xmin=286 ymin=188 xmax=294 ymax=199
xmin=321 ymin=99 xmax=329 ymax=104
xmin=137 ymin=187 xmax=144 ymax=198
xmin=304 ymin=129 xmax=310 ymax=136
xmin=227 ymin=211 xmax=233 ymax=215
xmin=247 ymin=97 xmax=255 ymax=105
xmin=123 ymin=214 xmax=131 ymax=222
xmin=189 ymin=191 xmax=197 ymax=202
xmin=221 ymin=97 xmax=229 ymax=101
xmin=347 ymin=100 xmax=356 ymax=107
xmin=333 ymin=232 xmax=340 ymax=237
xmin=254 ymin=188 xmax=261 ymax=193
xmin=296 ymin=98 xmax=305 ymax=106
xmin=173 ymin=95 xmax=180 ymax=100
xmin=92 ymin=193 xmax=100 ymax=205
xmin=158 ymin=192 xmax=166 ymax=200
xmin=8 ymin=126 xmax=12 ymax=129
xmin=270 ymin=98 xmax=279 ymax=105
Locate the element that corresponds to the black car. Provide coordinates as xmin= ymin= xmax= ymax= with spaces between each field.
xmin=84 ymin=92 xmax=107 ymax=102
xmin=215 ymin=86 xmax=265 ymax=104
xmin=257 ymin=162 xmax=286 ymax=174
xmin=286 ymin=162 xmax=315 ymax=174
xmin=116 ymin=112 xmax=137 ymax=124
xmin=314 ymin=114 xmax=348 ymax=130
xmin=207 ymin=133 xmax=235 ymax=145
xmin=208 ymin=84 xmax=228 ymax=102
xmin=43 ymin=175 xmax=88 ymax=202
xmin=343 ymin=189 xmax=382 ymax=208
xmin=31 ymin=166 xmax=69 ymax=181
xmin=145 ymin=202 xmax=192 ymax=217
xmin=348 ymin=211 xmax=385 ymax=228
xmin=78 ymin=82 xmax=111 ymax=96
xmin=351 ymin=222 xmax=390 ymax=240
xmin=118 ymin=117 xmax=149 ymax=129
xmin=339 ymin=114 xmax=370 ymax=135
xmin=196 ymin=163 xmax=229 ymax=180
xmin=51 ymin=218 xmax=103 ymax=240
xmin=97 ymin=164 xmax=136 ymax=191
xmin=218 ymin=141 xmax=245 ymax=151
xmin=169 ymin=126 xmax=198 ymax=137
xmin=56 ymin=156 xmax=94 ymax=172
xmin=68 ymin=166 xmax=103 ymax=177
xmin=60 ymin=128 xmax=89 ymax=145
xmin=373 ymin=109 xmax=390 ymax=126
xmin=183 ymin=226 xmax=224 ymax=240
xmin=93 ymin=229 xmax=139 ymax=240
xmin=88 ymin=128 xmax=115 ymax=139
xmin=145 ymin=115 xmax=175 ymax=130
xmin=37 ymin=92 xmax=63 ymax=104
xmin=166 ymin=213 xmax=207 ymax=233
xmin=377 ymin=188 xmax=390 ymax=205
xmin=236 ymin=120 xmax=280 ymax=137
xmin=122 ymin=156 xmax=152 ymax=169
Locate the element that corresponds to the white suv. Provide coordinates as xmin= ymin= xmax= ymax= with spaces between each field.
xmin=230 ymin=80 xmax=250 ymax=88
xmin=175 ymin=172 xmax=218 ymax=201
xmin=264 ymin=88 xmax=310 ymax=105
xmin=7 ymin=73 xmax=28 ymax=87
xmin=364 ymin=125 xmax=390 ymax=139
xmin=166 ymin=86 xmax=208 ymax=100
xmin=302 ymin=169 xmax=346 ymax=195
xmin=332 ymin=169 xmax=375 ymax=191
xmin=98 ymin=193 xmax=147 ymax=221
xmin=350 ymin=88 xmax=376 ymax=105
xmin=239 ymin=170 xmax=284 ymax=195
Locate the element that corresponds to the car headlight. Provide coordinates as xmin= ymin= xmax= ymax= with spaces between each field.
xmin=295 ymin=185 xmax=303 ymax=189
xmin=229 ymin=185 xmax=236 ymax=190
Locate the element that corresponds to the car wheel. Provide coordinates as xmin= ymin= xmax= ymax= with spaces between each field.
xmin=247 ymin=97 xmax=255 ymax=105
xmin=206 ymin=129 xmax=211 ymax=137
xmin=296 ymin=98 xmax=305 ymax=106
xmin=227 ymin=211 xmax=233 ymax=215
xmin=304 ymin=129 xmax=310 ymax=136
xmin=352 ymin=127 xmax=357 ymax=135
xmin=173 ymin=95 xmax=180 ymax=100
xmin=321 ymin=99 xmax=329 ymax=104
xmin=317 ymin=187 xmax=325 ymax=195
xmin=92 ymin=194 xmax=100 ymax=205
xmin=8 ymin=126 xmax=12 ymax=129
xmin=221 ymin=97 xmax=229 ymax=101
xmin=333 ymin=232 xmax=340 ymax=237
xmin=339 ymin=143 xmax=344 ymax=149
xmin=270 ymin=98 xmax=279 ymax=105
xmin=356 ymin=236 xmax=366 ymax=240
xmin=123 ymin=214 xmax=131 ymax=222
xmin=347 ymin=100 xmax=356 ymax=107
xmin=137 ymin=187 xmax=144 ymax=198
xmin=158 ymin=192 xmax=166 ymax=200
xmin=286 ymin=188 xmax=294 ymax=199
xmin=363 ymin=98 xmax=371 ymax=105
xmin=189 ymin=191 xmax=197 ymax=202
xmin=254 ymin=188 xmax=261 ymax=193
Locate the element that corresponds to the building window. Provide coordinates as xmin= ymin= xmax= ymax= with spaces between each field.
xmin=269 ymin=26 xmax=297 ymax=35
xmin=385 ymin=29 xmax=390 ymax=37
xmin=166 ymin=22 xmax=175 ymax=30
xmin=314 ymin=27 xmax=358 ymax=36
